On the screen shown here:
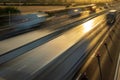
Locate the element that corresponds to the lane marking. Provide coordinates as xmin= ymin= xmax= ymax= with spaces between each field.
xmin=114 ymin=51 xmax=120 ymax=80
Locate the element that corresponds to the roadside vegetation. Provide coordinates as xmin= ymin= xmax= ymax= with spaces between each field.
xmin=0 ymin=7 xmax=20 ymax=15
xmin=0 ymin=7 xmax=20 ymax=28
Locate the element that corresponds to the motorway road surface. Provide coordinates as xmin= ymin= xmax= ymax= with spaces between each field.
xmin=0 ymin=11 xmax=91 ymax=55
xmin=0 ymin=14 xmax=108 ymax=80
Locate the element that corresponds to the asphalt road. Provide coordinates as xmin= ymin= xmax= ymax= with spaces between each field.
xmin=0 ymin=11 xmax=107 ymax=65
xmin=0 ymin=10 xmax=106 ymax=56
xmin=0 ymin=14 xmax=107 ymax=80
xmin=0 ymin=11 xmax=90 ymax=55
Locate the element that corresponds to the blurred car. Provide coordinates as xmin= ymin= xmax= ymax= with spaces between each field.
xmin=106 ymin=10 xmax=117 ymax=25
xmin=67 ymin=8 xmax=83 ymax=17
xmin=86 ymin=5 xmax=97 ymax=14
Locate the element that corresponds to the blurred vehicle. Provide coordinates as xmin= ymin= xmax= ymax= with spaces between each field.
xmin=104 ymin=3 xmax=110 ymax=9
xmin=95 ymin=7 xmax=106 ymax=12
xmin=70 ymin=3 xmax=77 ymax=7
xmin=106 ymin=10 xmax=117 ymax=25
xmin=86 ymin=4 xmax=97 ymax=14
xmin=67 ymin=8 xmax=83 ymax=17
xmin=99 ymin=7 xmax=105 ymax=10
xmin=65 ymin=3 xmax=76 ymax=8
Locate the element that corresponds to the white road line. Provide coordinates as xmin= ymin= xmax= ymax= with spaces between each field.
xmin=114 ymin=51 xmax=120 ymax=80
xmin=17 ymin=65 xmax=27 ymax=71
